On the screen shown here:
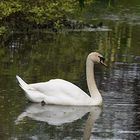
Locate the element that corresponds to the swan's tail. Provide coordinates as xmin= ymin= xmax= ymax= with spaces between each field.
xmin=16 ymin=75 xmax=30 ymax=90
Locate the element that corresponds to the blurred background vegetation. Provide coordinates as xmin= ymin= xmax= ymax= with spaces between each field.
xmin=0 ymin=0 xmax=94 ymax=34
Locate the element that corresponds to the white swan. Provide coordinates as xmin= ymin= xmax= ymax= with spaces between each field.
xmin=16 ymin=52 xmax=107 ymax=106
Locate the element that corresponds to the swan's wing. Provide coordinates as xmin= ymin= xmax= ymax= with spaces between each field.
xmin=29 ymin=79 xmax=88 ymax=98
xmin=16 ymin=75 xmax=47 ymax=102
xmin=29 ymin=79 xmax=91 ymax=105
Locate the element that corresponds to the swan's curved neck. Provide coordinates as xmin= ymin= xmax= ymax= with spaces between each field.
xmin=86 ymin=56 xmax=102 ymax=102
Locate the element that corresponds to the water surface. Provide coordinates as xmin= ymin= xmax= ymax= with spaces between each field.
xmin=0 ymin=1 xmax=140 ymax=140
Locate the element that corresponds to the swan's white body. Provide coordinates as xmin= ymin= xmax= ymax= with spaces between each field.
xmin=16 ymin=52 xmax=105 ymax=106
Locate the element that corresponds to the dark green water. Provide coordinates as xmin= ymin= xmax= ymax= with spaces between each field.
xmin=0 ymin=1 xmax=140 ymax=140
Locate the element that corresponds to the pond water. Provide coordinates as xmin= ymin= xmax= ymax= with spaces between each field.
xmin=0 ymin=1 xmax=140 ymax=140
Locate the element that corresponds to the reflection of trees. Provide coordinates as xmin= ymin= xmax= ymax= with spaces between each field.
xmin=0 ymin=22 xmax=139 ymax=84
xmin=0 ymin=32 xmax=97 ymax=82
xmin=98 ymin=22 xmax=136 ymax=64
xmin=0 ymin=21 xmax=139 ymax=82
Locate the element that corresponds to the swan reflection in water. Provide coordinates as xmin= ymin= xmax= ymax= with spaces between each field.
xmin=16 ymin=104 xmax=102 ymax=140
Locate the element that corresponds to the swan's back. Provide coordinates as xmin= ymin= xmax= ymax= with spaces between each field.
xmin=29 ymin=79 xmax=92 ymax=105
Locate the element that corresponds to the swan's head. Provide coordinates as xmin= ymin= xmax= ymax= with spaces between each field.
xmin=88 ymin=52 xmax=107 ymax=66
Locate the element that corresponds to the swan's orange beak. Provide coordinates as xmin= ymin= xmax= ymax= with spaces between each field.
xmin=100 ymin=60 xmax=107 ymax=67
xmin=99 ymin=56 xmax=107 ymax=67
